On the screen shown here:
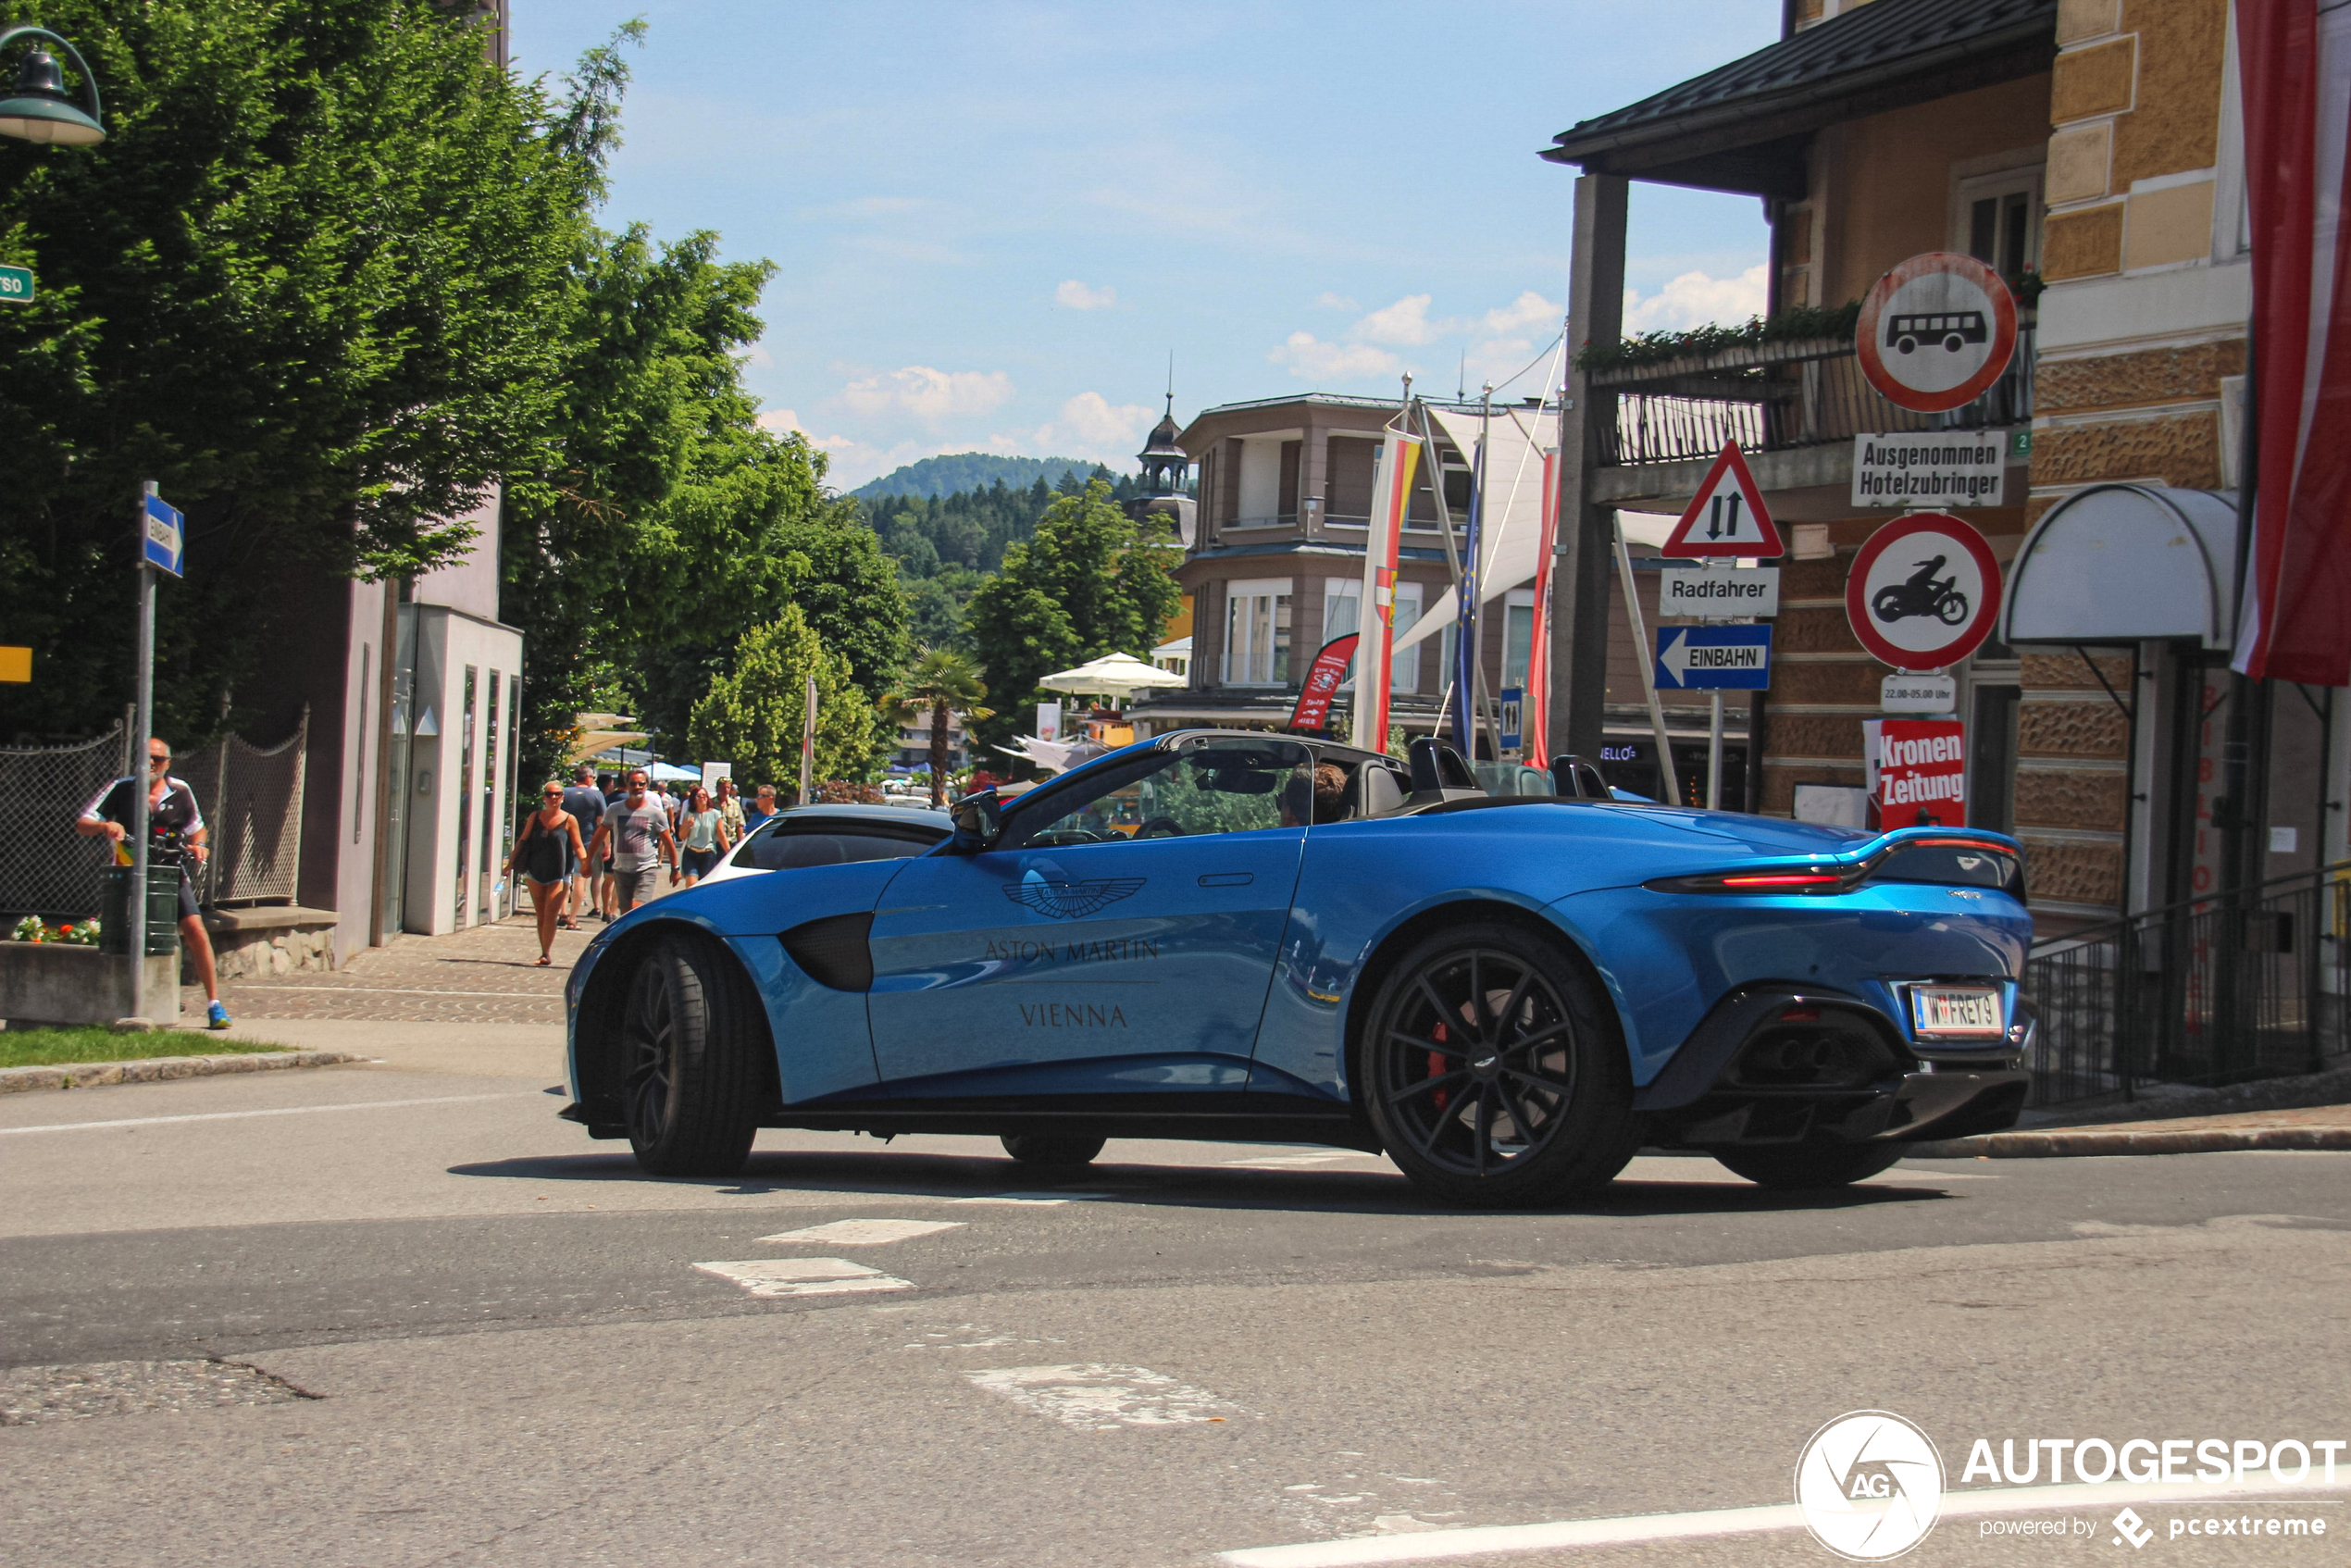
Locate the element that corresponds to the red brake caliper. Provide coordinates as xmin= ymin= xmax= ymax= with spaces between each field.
xmin=1429 ymin=1023 xmax=1449 ymax=1113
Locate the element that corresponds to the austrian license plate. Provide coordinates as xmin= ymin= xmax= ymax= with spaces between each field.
xmin=1910 ymin=986 xmax=2004 ymax=1039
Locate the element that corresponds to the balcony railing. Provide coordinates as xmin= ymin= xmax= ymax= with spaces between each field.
xmin=2021 ymin=863 xmax=2351 ymax=1107
xmin=1587 ymin=326 xmax=2034 ymax=468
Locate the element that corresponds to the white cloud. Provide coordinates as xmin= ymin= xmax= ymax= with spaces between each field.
xmin=984 ymin=392 xmax=1155 ymax=470
xmin=835 ymin=365 xmax=1015 ymax=421
xmin=1314 ymin=291 xmax=1359 ymax=311
xmin=1350 ymin=293 xmax=1442 ymax=346
xmin=1479 ymin=290 xmax=1561 ymax=335
xmin=1622 ymin=265 xmax=1769 ymax=334
xmin=1054 ymin=279 xmax=1118 ymax=310
xmin=1267 ymin=331 xmax=1399 ymax=380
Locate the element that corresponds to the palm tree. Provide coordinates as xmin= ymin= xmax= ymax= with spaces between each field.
xmin=880 ymin=646 xmax=995 ymax=808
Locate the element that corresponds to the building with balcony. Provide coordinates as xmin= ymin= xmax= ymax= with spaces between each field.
xmin=1127 ymin=392 xmax=1578 ymax=752
xmin=1549 ymin=0 xmax=2349 ymax=1022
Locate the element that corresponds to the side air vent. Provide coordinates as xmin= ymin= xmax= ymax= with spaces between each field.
xmin=780 ymin=913 xmax=875 ymax=992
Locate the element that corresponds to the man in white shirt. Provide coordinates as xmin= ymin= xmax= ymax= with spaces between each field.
xmin=587 ymin=771 xmax=678 ymax=914
xmin=75 ymin=736 xmax=232 ymax=1027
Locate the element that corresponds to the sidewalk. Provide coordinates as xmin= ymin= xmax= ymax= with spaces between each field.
xmin=1914 ymin=1103 xmax=2351 ymax=1158
xmin=176 ymin=915 xmax=580 ymax=1080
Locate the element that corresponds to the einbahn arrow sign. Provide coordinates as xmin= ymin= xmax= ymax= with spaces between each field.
xmin=1661 ymin=441 xmax=1783 ymax=558
xmin=1654 ymin=624 xmax=1773 ymax=690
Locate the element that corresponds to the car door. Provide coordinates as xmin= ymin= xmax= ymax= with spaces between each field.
xmin=865 ymin=737 xmax=1314 ymax=1099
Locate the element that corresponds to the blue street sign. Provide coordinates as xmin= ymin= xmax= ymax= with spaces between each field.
xmin=1497 ymin=687 xmax=1523 ymax=752
xmin=143 ymin=492 xmax=184 ymax=577
xmin=1654 ymin=624 xmax=1772 ymax=691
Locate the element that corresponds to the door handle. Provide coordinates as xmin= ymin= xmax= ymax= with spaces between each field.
xmin=1198 ymin=872 xmax=1254 ymax=888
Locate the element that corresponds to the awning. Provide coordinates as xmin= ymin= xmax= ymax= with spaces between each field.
xmin=1392 ymin=404 xmax=1561 ymax=653
xmin=2002 ymin=485 xmax=2240 ymax=649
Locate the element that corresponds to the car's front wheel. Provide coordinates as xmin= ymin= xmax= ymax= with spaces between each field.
xmin=1362 ymin=922 xmax=1638 ymax=1207
xmin=1712 ymin=1144 xmax=1907 ymax=1189
xmin=618 ymin=933 xmax=764 ymax=1176
xmin=1001 ymin=1133 xmax=1107 ymax=1167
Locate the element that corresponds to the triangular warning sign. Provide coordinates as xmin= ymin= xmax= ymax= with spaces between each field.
xmin=1660 ymin=441 xmax=1783 ymax=558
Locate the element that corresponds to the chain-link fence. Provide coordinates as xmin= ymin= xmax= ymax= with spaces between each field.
xmin=0 ymin=720 xmax=132 ymax=919
xmin=182 ymin=707 xmax=307 ymax=907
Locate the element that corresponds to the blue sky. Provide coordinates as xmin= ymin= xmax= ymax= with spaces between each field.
xmin=510 ymin=3 xmax=1785 ymax=490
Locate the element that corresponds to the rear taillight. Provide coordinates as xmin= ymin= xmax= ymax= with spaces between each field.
xmin=1644 ymin=866 xmax=1860 ymax=895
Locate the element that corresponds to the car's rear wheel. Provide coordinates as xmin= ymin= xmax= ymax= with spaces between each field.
xmin=619 ymin=933 xmax=763 ymax=1176
xmin=1362 ymin=922 xmax=1638 ymax=1208
xmin=1713 ymin=1143 xmax=1907 ymax=1189
xmin=1001 ymin=1133 xmax=1107 ymax=1167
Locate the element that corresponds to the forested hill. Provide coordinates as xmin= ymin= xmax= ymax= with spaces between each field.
xmin=851 ymin=452 xmax=1099 ymax=501
xmin=865 ymin=467 xmax=1142 ymax=649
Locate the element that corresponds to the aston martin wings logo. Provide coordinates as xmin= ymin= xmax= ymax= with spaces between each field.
xmin=1002 ymin=877 xmax=1147 ymax=919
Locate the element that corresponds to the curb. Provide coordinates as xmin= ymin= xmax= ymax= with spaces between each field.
xmin=0 ymin=1050 xmax=363 ymax=1094
xmin=1910 ymin=1126 xmax=2351 ymax=1158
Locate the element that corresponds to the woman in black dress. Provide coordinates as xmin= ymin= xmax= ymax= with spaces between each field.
xmin=510 ymin=782 xmax=589 ymax=966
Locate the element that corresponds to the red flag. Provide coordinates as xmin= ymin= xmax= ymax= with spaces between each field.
xmin=1288 ymin=634 xmax=1360 ymax=732
xmin=1523 ymin=448 xmax=1561 ymax=767
xmin=2234 ymin=0 xmax=2351 ymax=683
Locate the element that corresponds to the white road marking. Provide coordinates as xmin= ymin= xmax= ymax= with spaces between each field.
xmin=950 ymin=1192 xmax=1111 ymax=1206
xmin=965 ymin=1363 xmax=1246 ymax=1430
xmin=692 ymin=1258 xmax=914 ymax=1298
xmin=1223 ymin=1152 xmax=1381 ymax=1170
xmin=756 ymin=1218 xmax=964 ymax=1247
xmin=0 ymin=1093 xmax=531 ymax=1137
xmin=1215 ymin=1477 xmax=2339 ymax=1566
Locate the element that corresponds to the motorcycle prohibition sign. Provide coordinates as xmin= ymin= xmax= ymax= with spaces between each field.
xmin=1872 ymin=554 xmax=1969 ymax=628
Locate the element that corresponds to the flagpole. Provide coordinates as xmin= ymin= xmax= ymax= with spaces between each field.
xmin=1614 ymin=514 xmax=1679 ymax=804
xmin=799 ymin=676 xmax=816 ymax=805
xmin=126 ymin=482 xmax=157 ymax=1024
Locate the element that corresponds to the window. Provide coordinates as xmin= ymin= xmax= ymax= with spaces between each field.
xmin=1223 ymin=578 xmax=1291 ymax=685
xmin=1954 ymin=167 xmax=2042 ymax=282
xmin=1324 ymin=577 xmax=1422 ymax=694
xmin=730 ymin=818 xmax=944 ymax=870
xmin=1004 ymin=738 xmax=1314 ymax=849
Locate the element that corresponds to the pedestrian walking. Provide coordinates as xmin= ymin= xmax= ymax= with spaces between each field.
xmin=745 ymin=783 xmax=779 ymax=828
xmin=587 ymin=770 xmax=678 ymax=915
xmin=599 ymin=769 xmax=630 ymax=916
xmin=714 ymin=776 xmax=746 ymax=845
xmin=509 ymin=781 xmax=589 ymax=965
xmin=73 ymin=736 xmax=232 ymax=1028
xmin=559 ymin=763 xmax=605 ymax=927
xmin=676 ymin=786 xmax=732 ymax=888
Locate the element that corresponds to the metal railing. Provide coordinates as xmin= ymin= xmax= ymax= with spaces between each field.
xmin=181 ymin=709 xmax=308 ymax=907
xmin=2022 ymin=863 xmax=2351 ymax=1106
xmin=0 ymin=720 xmax=131 ymax=919
xmin=1588 ymin=327 xmax=2034 ymax=468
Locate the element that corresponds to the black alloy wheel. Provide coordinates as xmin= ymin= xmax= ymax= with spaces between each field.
xmin=1712 ymin=1143 xmax=1907 ymax=1190
xmin=1362 ymin=921 xmax=1637 ymax=1207
xmin=1000 ymin=1132 xmax=1108 ymax=1167
xmin=618 ymin=933 xmax=763 ymax=1176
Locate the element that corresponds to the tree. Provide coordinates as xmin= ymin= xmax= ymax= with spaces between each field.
xmin=880 ymin=647 xmax=994 ymax=807
xmin=0 ymin=1 xmax=599 ymax=743
xmin=963 ymin=479 xmax=1181 ymax=754
xmin=686 ymin=606 xmax=877 ymax=794
xmin=495 ymin=44 xmax=907 ymax=786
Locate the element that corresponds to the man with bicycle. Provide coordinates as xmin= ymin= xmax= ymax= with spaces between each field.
xmin=74 ymin=735 xmax=232 ymax=1028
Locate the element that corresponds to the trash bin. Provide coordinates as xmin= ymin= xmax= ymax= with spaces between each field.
xmin=99 ymin=865 xmax=182 ymax=956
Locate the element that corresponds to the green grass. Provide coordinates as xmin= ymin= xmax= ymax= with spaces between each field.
xmin=0 ymin=1027 xmax=289 ymax=1069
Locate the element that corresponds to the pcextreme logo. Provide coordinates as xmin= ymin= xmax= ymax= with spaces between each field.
xmin=1796 ymin=1410 xmax=1946 ymax=1561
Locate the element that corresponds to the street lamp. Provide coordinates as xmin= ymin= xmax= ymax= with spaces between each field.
xmin=0 ymin=26 xmax=106 ymax=146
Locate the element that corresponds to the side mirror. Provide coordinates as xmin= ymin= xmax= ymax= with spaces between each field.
xmin=948 ymin=788 xmax=1003 ymax=852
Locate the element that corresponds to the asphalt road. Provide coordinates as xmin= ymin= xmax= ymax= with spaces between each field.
xmin=4 ymin=1056 xmax=2346 ymax=1568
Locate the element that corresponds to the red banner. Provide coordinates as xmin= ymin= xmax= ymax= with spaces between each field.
xmin=1866 ymin=718 xmax=1966 ymax=830
xmin=1288 ymin=634 xmax=1360 ymax=733
xmin=1522 ymin=448 xmax=1560 ymax=766
xmin=2234 ymin=0 xmax=2351 ymax=683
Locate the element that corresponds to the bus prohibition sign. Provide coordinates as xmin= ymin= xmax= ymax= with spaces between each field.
xmin=1856 ymin=253 xmax=2018 ymax=414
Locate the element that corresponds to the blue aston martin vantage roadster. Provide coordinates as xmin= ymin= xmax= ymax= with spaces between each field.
xmin=562 ymin=730 xmax=2033 ymax=1204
